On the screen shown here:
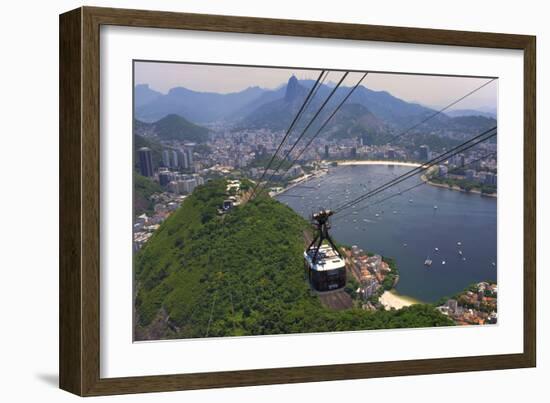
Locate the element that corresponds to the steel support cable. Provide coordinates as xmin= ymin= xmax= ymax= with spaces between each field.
xmin=332 ymin=126 xmax=497 ymax=214
xmin=333 ymin=129 xmax=497 ymax=215
xmin=278 ymin=72 xmax=369 ymax=178
xmin=385 ymin=78 xmax=496 ymax=145
xmin=333 ymin=130 xmax=496 ymax=215
xmin=249 ymin=70 xmax=325 ymax=199
xmin=254 ymin=72 xmax=350 ymax=198
xmin=290 ymin=77 xmax=494 ymax=202
xmin=253 ymin=77 xmax=494 ymax=200
xmin=333 ymin=151 xmax=497 ymax=223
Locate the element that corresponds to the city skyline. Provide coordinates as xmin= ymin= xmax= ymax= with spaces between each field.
xmin=135 ymin=61 xmax=497 ymax=111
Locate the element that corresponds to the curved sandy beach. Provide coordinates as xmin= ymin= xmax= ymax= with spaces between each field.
xmin=335 ymin=160 xmax=422 ymax=168
xmin=379 ymin=290 xmax=420 ymax=310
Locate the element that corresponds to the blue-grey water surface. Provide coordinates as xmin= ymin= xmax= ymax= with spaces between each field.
xmin=277 ymin=164 xmax=497 ymax=302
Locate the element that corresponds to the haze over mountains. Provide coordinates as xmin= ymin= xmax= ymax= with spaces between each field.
xmin=135 ymin=76 xmax=496 ymax=142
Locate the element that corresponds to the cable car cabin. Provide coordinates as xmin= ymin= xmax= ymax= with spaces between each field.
xmin=222 ymin=199 xmax=234 ymax=211
xmin=304 ymin=244 xmax=346 ymax=292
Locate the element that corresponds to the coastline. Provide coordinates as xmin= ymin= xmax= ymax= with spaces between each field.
xmin=335 ymin=160 xmax=497 ymax=199
xmin=274 ymin=160 xmax=497 ymax=200
xmin=335 ymin=159 xmax=422 ymax=168
xmin=380 ymin=290 xmax=421 ymax=310
xmin=420 ymin=172 xmax=497 ymax=199
xmin=275 ymin=160 xmax=421 ymax=197
xmin=272 ymin=169 xmax=327 ymax=196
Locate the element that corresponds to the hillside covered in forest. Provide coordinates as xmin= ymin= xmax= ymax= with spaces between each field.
xmin=134 ymin=180 xmax=454 ymax=340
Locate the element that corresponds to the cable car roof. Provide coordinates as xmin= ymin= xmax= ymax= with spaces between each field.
xmin=304 ymin=244 xmax=345 ymax=272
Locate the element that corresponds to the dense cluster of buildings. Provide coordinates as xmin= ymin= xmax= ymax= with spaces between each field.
xmin=432 ymin=147 xmax=498 ymax=188
xmin=199 ymin=128 xmax=285 ymax=170
xmin=320 ymin=140 xmax=410 ymax=161
xmin=138 ymin=121 xmax=497 ymax=196
xmin=343 ymin=245 xmax=396 ymax=307
xmin=138 ymin=145 xmax=197 ymax=177
xmin=436 ymin=282 xmax=498 ymax=325
xmin=133 ymin=193 xmax=187 ymax=250
xmin=133 ymin=146 xmax=205 ymax=251
xmin=138 ymin=146 xmax=206 ymax=195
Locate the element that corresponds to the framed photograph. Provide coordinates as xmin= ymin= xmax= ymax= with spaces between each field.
xmin=59 ymin=6 xmax=536 ymax=396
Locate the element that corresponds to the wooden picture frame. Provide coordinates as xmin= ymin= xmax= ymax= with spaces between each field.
xmin=59 ymin=6 xmax=536 ymax=396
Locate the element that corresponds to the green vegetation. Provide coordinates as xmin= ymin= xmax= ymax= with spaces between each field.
xmin=134 ymin=180 xmax=454 ymax=340
xmin=381 ymin=256 xmax=399 ymax=291
xmin=429 ymin=175 xmax=496 ymax=195
xmin=239 ymin=178 xmax=253 ymax=192
xmin=344 ymin=277 xmax=361 ymax=306
xmin=134 ymin=173 xmax=162 ymax=217
xmin=154 ymin=114 xmax=209 ymax=143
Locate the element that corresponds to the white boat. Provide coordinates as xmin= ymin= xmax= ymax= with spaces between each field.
xmin=403 ymin=243 xmax=408 ymax=247
xmin=434 ymin=205 xmax=438 ymax=209
xmin=434 ymin=247 xmax=439 ymax=252
xmin=458 ymin=250 xmax=463 ymax=256
xmin=457 ymin=241 xmax=462 ymax=246
xmin=424 ymin=258 xmax=433 ymax=266
xmin=442 ymin=260 xmax=446 ymax=265
xmin=492 ymin=262 xmax=496 ymax=267
xmin=409 ymin=199 xmax=413 ymax=203
xmin=375 ymin=213 xmax=380 ymax=217
xmin=393 ymin=210 xmax=397 ymax=214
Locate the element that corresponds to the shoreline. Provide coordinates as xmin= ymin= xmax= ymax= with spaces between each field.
xmin=335 ymin=159 xmax=422 ymax=168
xmin=273 ymin=160 xmax=496 ymax=199
xmin=379 ymin=290 xmax=421 ymax=310
xmin=272 ymin=169 xmax=327 ymax=196
xmin=421 ymin=174 xmax=497 ymax=199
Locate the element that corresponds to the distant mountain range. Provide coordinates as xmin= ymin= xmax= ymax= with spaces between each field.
xmin=134 ymin=84 xmax=266 ymax=123
xmin=135 ymin=77 xmax=496 ymax=143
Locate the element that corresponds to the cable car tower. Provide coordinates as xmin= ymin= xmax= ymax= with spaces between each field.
xmin=304 ymin=209 xmax=346 ymax=292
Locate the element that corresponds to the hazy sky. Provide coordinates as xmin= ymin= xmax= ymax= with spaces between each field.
xmin=134 ymin=61 xmax=497 ymax=111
